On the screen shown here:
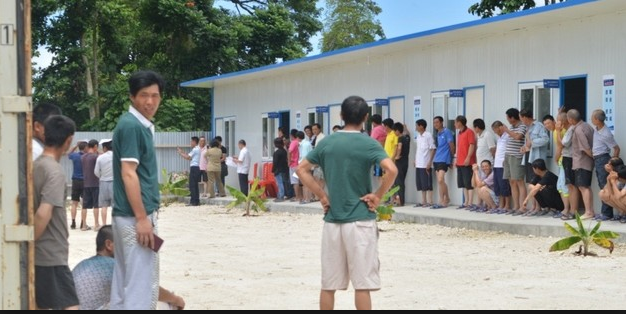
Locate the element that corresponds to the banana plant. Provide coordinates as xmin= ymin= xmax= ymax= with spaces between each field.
xmin=159 ymin=168 xmax=190 ymax=207
xmin=226 ymin=178 xmax=268 ymax=217
xmin=376 ymin=186 xmax=400 ymax=221
xmin=549 ymin=213 xmax=619 ymax=256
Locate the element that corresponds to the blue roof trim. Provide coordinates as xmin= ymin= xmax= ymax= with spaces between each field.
xmin=181 ymin=0 xmax=597 ymax=87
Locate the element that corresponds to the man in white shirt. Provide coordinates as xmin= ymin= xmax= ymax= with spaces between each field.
xmin=491 ymin=121 xmax=512 ymax=211
xmin=177 ymin=137 xmax=201 ymax=206
xmin=94 ymin=139 xmax=114 ymax=229
xmin=32 ymin=103 xmax=62 ymax=160
xmin=233 ymin=140 xmax=251 ymax=196
xmin=414 ymin=119 xmax=436 ymax=208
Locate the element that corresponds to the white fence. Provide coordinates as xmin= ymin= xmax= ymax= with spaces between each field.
xmin=62 ymin=131 xmax=213 ymax=185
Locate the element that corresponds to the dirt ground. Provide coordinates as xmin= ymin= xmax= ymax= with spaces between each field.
xmin=67 ymin=204 xmax=626 ymax=310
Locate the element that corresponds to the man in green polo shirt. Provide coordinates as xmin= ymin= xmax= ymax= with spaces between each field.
xmin=110 ymin=70 xmax=165 ymax=310
xmin=298 ymin=95 xmax=397 ymax=310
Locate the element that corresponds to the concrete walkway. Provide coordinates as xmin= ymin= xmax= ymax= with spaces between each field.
xmin=187 ymin=196 xmax=626 ymax=243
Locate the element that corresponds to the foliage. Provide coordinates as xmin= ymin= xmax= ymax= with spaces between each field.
xmin=321 ymin=0 xmax=385 ymax=52
xmin=469 ymin=0 xmax=566 ymax=19
xmin=376 ymin=186 xmax=400 ymax=221
xmin=159 ymin=169 xmax=190 ymax=207
xmin=32 ymin=0 xmax=323 ymax=131
xmin=549 ymin=213 xmax=619 ymax=256
xmin=225 ymin=178 xmax=268 ymax=216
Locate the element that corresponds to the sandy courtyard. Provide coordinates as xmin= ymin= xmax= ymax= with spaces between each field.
xmin=67 ymin=204 xmax=626 ymax=310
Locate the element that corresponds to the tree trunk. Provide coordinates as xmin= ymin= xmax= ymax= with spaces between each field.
xmin=81 ymin=33 xmax=95 ymax=120
xmin=92 ymin=8 xmax=100 ymax=120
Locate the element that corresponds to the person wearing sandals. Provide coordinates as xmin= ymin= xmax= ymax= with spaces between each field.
xmin=414 ymin=119 xmax=436 ymax=208
xmin=455 ymin=115 xmax=477 ymax=210
xmin=500 ymin=108 xmax=528 ymax=215
xmin=551 ymin=112 xmax=572 ymax=219
xmin=522 ymin=159 xmax=564 ymax=216
xmin=591 ymin=109 xmax=621 ymax=221
xmin=491 ymin=121 xmax=512 ymax=213
xmin=432 ymin=116 xmax=455 ymax=209
xmin=472 ymin=161 xmax=498 ymax=213
xmin=297 ymin=95 xmax=398 ymax=310
xmin=568 ymin=109 xmax=596 ymax=220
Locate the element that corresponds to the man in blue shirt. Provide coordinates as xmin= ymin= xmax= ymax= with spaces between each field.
xmin=177 ymin=136 xmax=202 ymax=206
xmin=432 ymin=116 xmax=455 ymax=208
xmin=68 ymin=140 xmax=88 ymax=229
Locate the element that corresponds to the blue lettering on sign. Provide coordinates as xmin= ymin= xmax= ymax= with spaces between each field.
xmin=316 ymin=106 xmax=329 ymax=113
xmin=543 ymin=79 xmax=560 ymax=89
xmin=449 ymin=90 xmax=464 ymax=98
xmin=268 ymin=112 xmax=280 ymax=119
xmin=604 ymin=79 xmax=615 ymax=87
xmin=375 ymin=98 xmax=389 ymax=106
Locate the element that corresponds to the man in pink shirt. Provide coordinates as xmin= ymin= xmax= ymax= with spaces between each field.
xmin=370 ymin=114 xmax=387 ymax=177
xmin=288 ymin=129 xmax=302 ymax=202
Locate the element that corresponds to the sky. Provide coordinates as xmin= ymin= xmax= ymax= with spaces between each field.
xmin=34 ymin=0 xmax=538 ymax=67
xmin=308 ymin=0 xmax=481 ymax=55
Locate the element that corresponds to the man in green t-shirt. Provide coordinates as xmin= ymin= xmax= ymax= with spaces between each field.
xmin=110 ymin=70 xmax=165 ymax=310
xmin=298 ymin=96 xmax=397 ymax=310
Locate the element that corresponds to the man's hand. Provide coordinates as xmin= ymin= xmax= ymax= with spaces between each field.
xmin=472 ymin=164 xmax=479 ymax=171
xmin=555 ymin=121 xmax=563 ymax=131
xmin=320 ymin=195 xmax=331 ymax=214
xmin=135 ymin=217 xmax=154 ymax=250
xmin=360 ymin=193 xmax=381 ymax=212
xmin=608 ymin=171 xmax=618 ymax=182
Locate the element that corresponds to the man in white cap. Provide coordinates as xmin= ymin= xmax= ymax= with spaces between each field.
xmin=95 ymin=139 xmax=113 ymax=229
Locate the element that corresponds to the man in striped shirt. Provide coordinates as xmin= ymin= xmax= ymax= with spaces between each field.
xmin=500 ymin=108 xmax=528 ymax=215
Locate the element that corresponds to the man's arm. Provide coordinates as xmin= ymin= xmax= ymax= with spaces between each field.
xmin=532 ymin=128 xmax=550 ymax=148
xmin=34 ymin=203 xmax=54 ymax=241
xmin=613 ymin=145 xmax=621 ymax=158
xmin=472 ymin=165 xmax=484 ymax=188
xmin=523 ymin=183 xmax=543 ymax=208
xmin=361 ymin=158 xmax=398 ymax=210
xmin=177 ymin=147 xmax=191 ymax=161
xmin=121 ymin=161 xmax=154 ymax=250
xmin=465 ymin=143 xmax=476 ymax=166
xmin=94 ymin=158 xmax=102 ymax=179
xmin=448 ymin=141 xmax=455 ymax=168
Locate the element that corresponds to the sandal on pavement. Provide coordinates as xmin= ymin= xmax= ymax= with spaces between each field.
xmin=561 ymin=214 xmax=574 ymax=220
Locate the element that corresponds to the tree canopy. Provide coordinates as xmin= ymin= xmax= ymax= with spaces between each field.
xmin=32 ymin=0 xmax=322 ymax=131
xmin=321 ymin=0 xmax=385 ymax=53
xmin=469 ymin=0 xmax=566 ymax=19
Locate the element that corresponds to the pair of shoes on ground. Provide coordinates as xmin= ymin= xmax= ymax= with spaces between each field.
xmin=594 ymin=214 xmax=613 ymax=221
xmin=414 ymin=203 xmax=432 ymax=208
xmin=431 ymin=204 xmax=448 ymax=209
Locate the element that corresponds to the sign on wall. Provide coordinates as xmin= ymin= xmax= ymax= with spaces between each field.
xmin=413 ymin=96 xmax=422 ymax=122
xmin=603 ymin=75 xmax=615 ymax=133
xmin=296 ymin=111 xmax=302 ymax=130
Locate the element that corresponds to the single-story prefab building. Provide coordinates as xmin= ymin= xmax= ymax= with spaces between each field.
xmin=182 ymin=0 xmax=626 ymax=208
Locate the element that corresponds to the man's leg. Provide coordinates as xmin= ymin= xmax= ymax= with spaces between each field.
xmin=595 ymin=155 xmax=614 ymax=218
xmin=189 ymin=166 xmax=201 ymax=205
xmin=579 ymin=186 xmax=596 ymax=218
xmin=436 ymin=170 xmax=448 ymax=206
xmin=320 ymin=290 xmax=336 ymax=311
xmin=354 ymin=290 xmax=372 ymax=311
xmin=70 ymin=201 xmax=79 ymax=229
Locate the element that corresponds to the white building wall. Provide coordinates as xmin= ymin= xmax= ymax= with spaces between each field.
xmin=213 ymin=7 xmax=626 ymax=207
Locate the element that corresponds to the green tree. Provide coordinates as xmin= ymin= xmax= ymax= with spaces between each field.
xmin=321 ymin=0 xmax=385 ymax=53
xmin=469 ymin=0 xmax=566 ymax=19
xmin=31 ymin=0 xmax=323 ymax=131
